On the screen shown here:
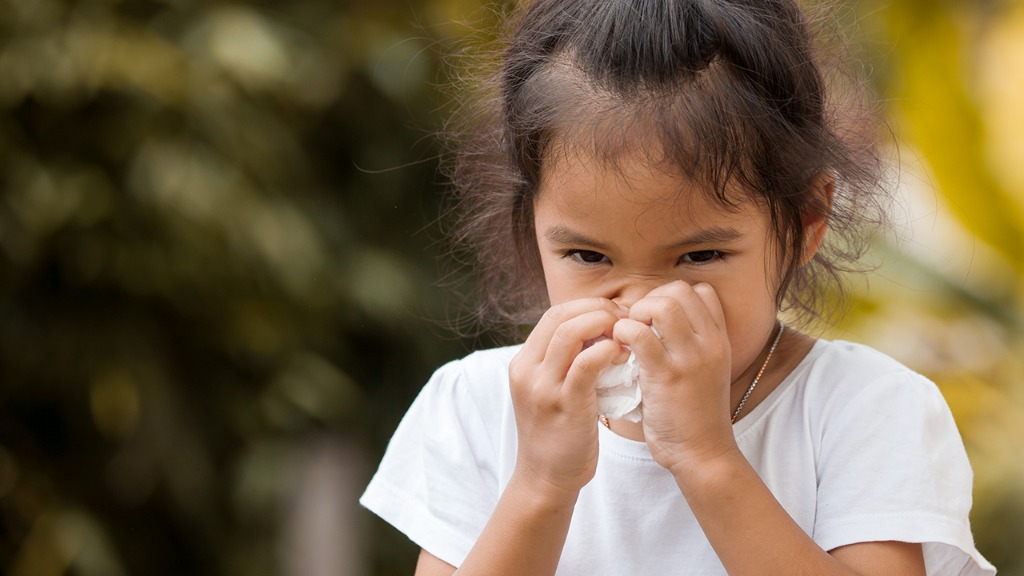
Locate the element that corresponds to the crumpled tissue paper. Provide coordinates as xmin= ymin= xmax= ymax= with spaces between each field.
xmin=595 ymin=352 xmax=642 ymax=423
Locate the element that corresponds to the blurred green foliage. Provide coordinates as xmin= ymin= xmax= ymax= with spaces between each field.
xmin=0 ymin=0 xmax=1021 ymax=575
xmin=836 ymin=1 xmax=1024 ymax=574
xmin=0 ymin=0 xmax=487 ymax=574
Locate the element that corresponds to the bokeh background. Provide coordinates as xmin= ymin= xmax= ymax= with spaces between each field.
xmin=0 ymin=0 xmax=1021 ymax=575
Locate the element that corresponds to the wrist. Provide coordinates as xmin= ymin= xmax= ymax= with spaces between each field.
xmin=508 ymin=464 xmax=584 ymax=511
xmin=665 ymin=443 xmax=747 ymax=491
xmin=648 ymin=424 xmax=741 ymax=479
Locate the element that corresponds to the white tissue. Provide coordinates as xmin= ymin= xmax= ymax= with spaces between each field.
xmin=595 ymin=352 xmax=643 ymax=423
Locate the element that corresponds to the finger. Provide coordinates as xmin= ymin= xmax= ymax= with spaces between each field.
xmin=629 ymin=281 xmax=718 ymax=340
xmin=691 ymin=282 xmax=727 ymax=334
xmin=564 ymin=338 xmax=626 ymax=398
xmin=540 ymin=308 xmax=623 ymax=382
xmin=613 ymin=317 xmax=669 ymax=371
xmin=519 ymin=298 xmax=624 ymax=364
xmin=629 ymin=296 xmax=690 ymax=340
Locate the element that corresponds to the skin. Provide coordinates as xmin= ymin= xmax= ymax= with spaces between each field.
xmin=414 ymin=145 xmax=926 ymax=576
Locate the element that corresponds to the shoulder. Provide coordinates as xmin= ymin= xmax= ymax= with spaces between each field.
xmin=800 ymin=339 xmax=944 ymax=407
xmin=429 ymin=344 xmax=521 ymax=389
xmin=775 ymin=339 xmax=961 ymax=452
xmin=794 ymin=342 xmax=992 ymax=573
xmin=361 ymin=345 xmax=523 ymax=565
xmin=421 ymin=344 xmax=522 ymax=414
xmin=795 ymin=339 xmax=965 ymax=463
xmin=806 ymin=339 xmax=921 ymax=381
xmin=446 ymin=344 xmax=522 ymax=377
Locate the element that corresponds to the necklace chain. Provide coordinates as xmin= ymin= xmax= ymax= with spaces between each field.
xmin=598 ymin=321 xmax=785 ymax=429
xmin=731 ymin=321 xmax=784 ymax=423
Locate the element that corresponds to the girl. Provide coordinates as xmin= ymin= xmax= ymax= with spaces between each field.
xmin=361 ymin=0 xmax=996 ymax=574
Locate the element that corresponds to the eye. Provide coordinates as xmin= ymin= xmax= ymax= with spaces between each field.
xmin=565 ymin=249 xmax=609 ymax=265
xmin=679 ymin=250 xmax=723 ymax=265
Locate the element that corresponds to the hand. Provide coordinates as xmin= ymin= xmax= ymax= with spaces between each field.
xmin=508 ymin=298 xmax=628 ymax=500
xmin=612 ymin=281 xmax=737 ymax=474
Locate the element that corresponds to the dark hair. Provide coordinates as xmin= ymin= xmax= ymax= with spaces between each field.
xmin=444 ymin=0 xmax=889 ymax=337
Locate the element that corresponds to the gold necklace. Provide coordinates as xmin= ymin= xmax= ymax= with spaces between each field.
xmin=731 ymin=321 xmax=784 ymax=423
xmin=597 ymin=321 xmax=784 ymax=429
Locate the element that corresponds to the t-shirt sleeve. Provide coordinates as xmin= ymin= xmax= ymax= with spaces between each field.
xmin=359 ymin=358 xmax=501 ymax=568
xmin=813 ymin=370 xmax=995 ymax=575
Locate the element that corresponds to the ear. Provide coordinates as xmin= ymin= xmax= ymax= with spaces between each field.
xmin=798 ymin=173 xmax=834 ymax=266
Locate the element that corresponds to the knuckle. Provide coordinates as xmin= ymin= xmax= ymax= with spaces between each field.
xmin=637 ymin=325 xmax=660 ymax=345
xmin=657 ymin=296 xmax=678 ymax=312
xmin=544 ymin=303 xmax=570 ymax=324
xmin=649 ymin=296 xmax=680 ymax=318
xmin=508 ymin=357 xmax=538 ymax=393
xmin=508 ymin=354 xmax=525 ymax=376
xmin=508 ymin=373 xmax=529 ymax=398
xmin=551 ymin=322 xmax=577 ymax=346
xmin=654 ymin=279 xmax=689 ymax=297
xmin=511 ymin=378 xmax=543 ymax=407
xmin=572 ymin=352 xmax=599 ymax=376
xmin=594 ymin=336 xmax=622 ymax=353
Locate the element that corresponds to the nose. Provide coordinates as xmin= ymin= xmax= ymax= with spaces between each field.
xmin=610 ymin=277 xmax=667 ymax=309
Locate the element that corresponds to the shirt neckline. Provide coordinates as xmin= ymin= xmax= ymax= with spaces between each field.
xmin=597 ymin=339 xmax=830 ymax=461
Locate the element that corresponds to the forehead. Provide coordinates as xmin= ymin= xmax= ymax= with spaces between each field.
xmin=538 ymin=137 xmax=751 ymax=215
xmin=535 ymin=142 xmax=768 ymax=240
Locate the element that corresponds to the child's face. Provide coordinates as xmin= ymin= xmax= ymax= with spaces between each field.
xmin=533 ymin=146 xmax=793 ymax=383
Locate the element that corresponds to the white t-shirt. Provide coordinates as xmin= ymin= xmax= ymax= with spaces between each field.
xmin=360 ymin=339 xmax=996 ymax=575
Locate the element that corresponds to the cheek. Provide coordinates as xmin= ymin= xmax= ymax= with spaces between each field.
xmin=540 ymin=261 xmax=610 ymax=306
xmin=539 ymin=259 xmax=574 ymax=305
xmin=715 ymin=289 xmax=780 ymax=378
xmin=546 ymin=277 xmax=592 ymax=306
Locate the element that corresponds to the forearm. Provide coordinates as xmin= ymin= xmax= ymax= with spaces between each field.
xmin=673 ymin=450 xmax=859 ymax=576
xmin=454 ymin=472 xmax=577 ymax=576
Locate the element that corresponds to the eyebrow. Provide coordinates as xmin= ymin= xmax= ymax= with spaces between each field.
xmin=543 ymin=225 xmax=611 ymax=250
xmin=542 ymin=224 xmax=744 ymax=249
